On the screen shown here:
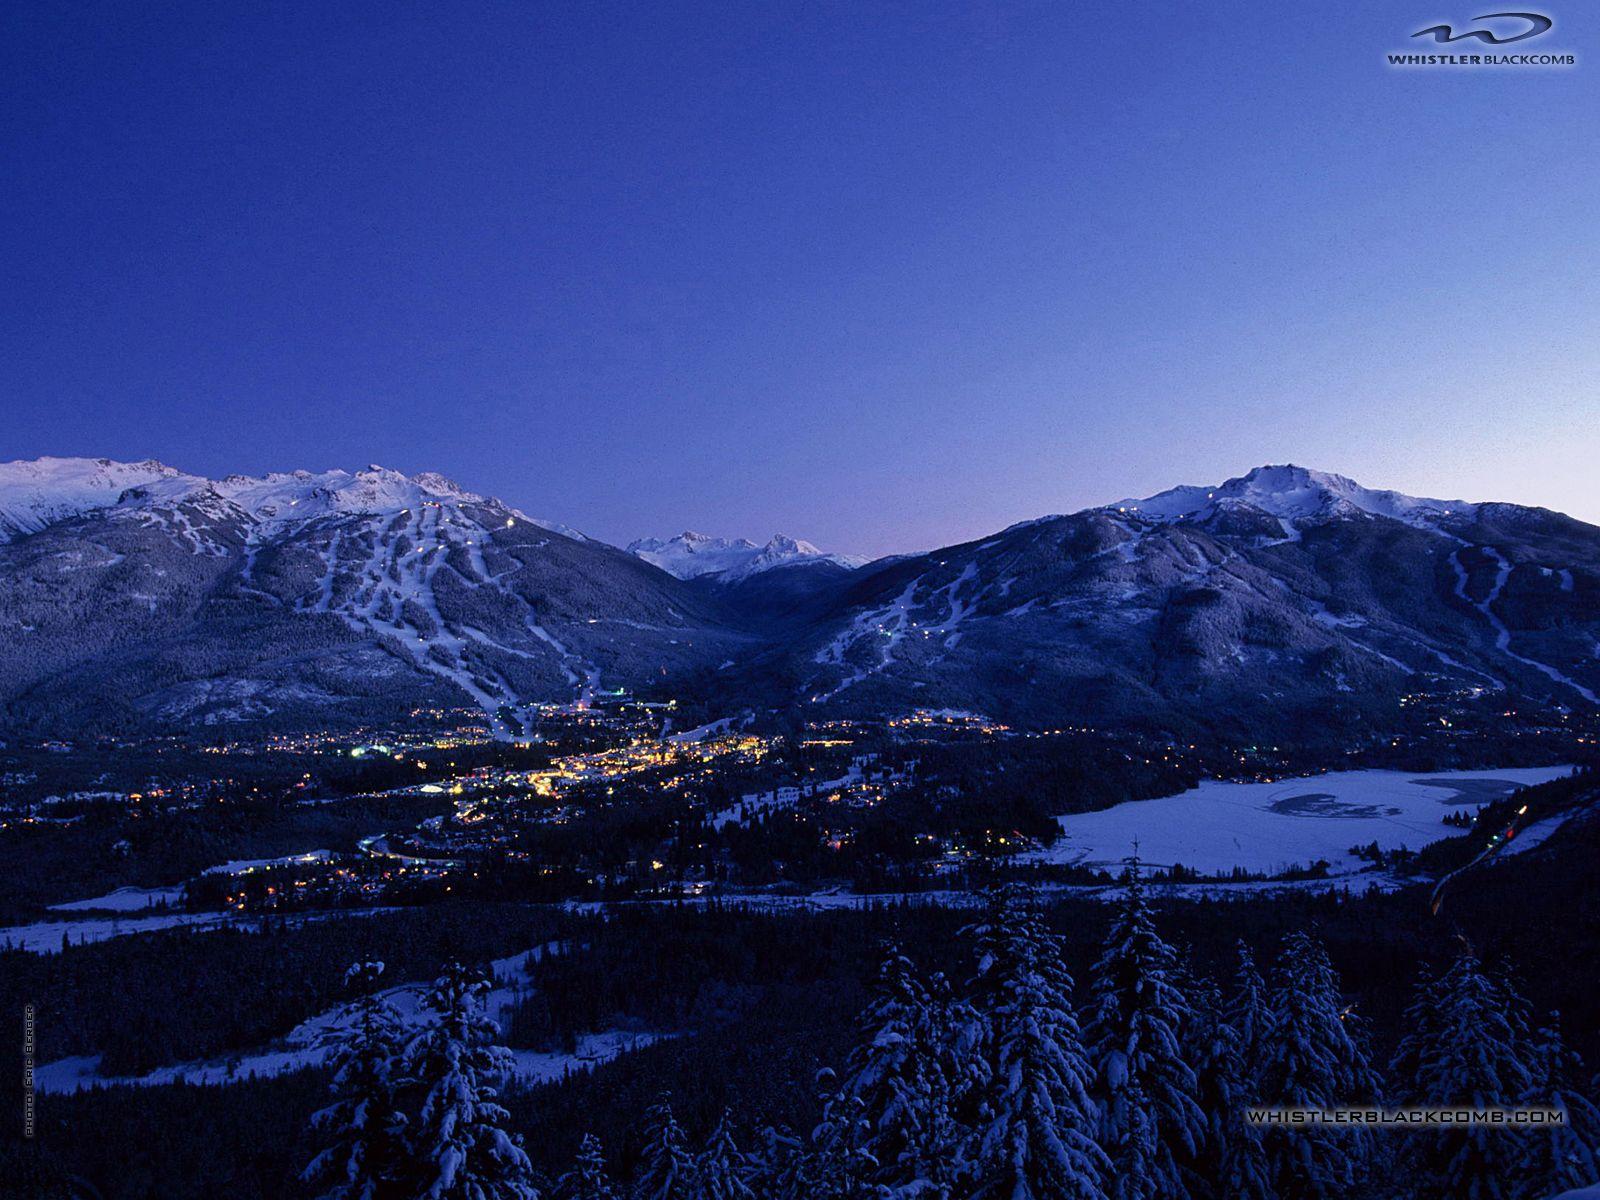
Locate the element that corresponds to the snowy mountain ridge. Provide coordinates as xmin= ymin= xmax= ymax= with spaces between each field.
xmin=627 ymin=530 xmax=863 ymax=581
xmin=0 ymin=457 xmax=711 ymax=737
xmin=0 ymin=457 xmax=585 ymax=544
xmin=0 ymin=456 xmax=1531 ymax=562
xmin=0 ymin=457 xmax=187 ymax=541
xmin=2 ymin=455 xmax=1596 ymax=738
xmin=1106 ymin=464 xmax=1475 ymax=533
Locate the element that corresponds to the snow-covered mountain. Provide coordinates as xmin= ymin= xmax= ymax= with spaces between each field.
xmin=627 ymin=530 xmax=863 ymax=582
xmin=0 ymin=457 xmax=190 ymax=542
xmin=774 ymin=462 xmax=1600 ymax=727
xmin=0 ymin=457 xmax=586 ymax=546
xmin=1 ymin=457 xmax=1596 ymax=739
xmin=1107 ymin=464 xmax=1473 ymax=536
xmin=0 ymin=458 xmax=749 ymax=737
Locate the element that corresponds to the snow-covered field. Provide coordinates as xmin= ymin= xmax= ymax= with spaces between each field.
xmin=35 ymin=942 xmax=661 ymax=1093
xmin=37 ymin=852 xmax=335 ymax=919
xmin=1019 ymin=766 xmax=1574 ymax=877
xmin=48 ymin=884 xmax=186 ymax=912
xmin=0 ymin=904 xmax=396 ymax=955
xmin=0 ymin=910 xmax=236 ymax=952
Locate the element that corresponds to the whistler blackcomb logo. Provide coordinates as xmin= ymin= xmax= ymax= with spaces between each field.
xmin=1389 ymin=11 xmax=1574 ymax=65
xmin=1413 ymin=11 xmax=1552 ymax=42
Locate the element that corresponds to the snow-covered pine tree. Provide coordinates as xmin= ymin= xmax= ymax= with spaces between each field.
xmin=303 ymin=961 xmax=409 ymax=1200
xmin=1223 ymin=942 xmax=1268 ymax=1096
xmin=805 ymin=1070 xmax=880 ymax=1200
xmin=1256 ymin=931 xmax=1375 ymax=1200
xmin=1108 ymin=1079 xmax=1160 ymax=1200
xmin=693 ymin=1111 xmax=755 ymax=1200
xmin=555 ymin=1134 xmax=618 ymax=1200
xmin=962 ymin=884 xmax=1109 ymax=1200
xmin=1388 ymin=951 xmax=1537 ymax=1200
xmin=1179 ymin=974 xmax=1270 ymax=1200
xmin=1524 ymin=1014 xmax=1600 ymax=1197
xmin=921 ymin=970 xmax=985 ymax=1199
xmin=1216 ymin=1091 xmax=1274 ymax=1200
xmin=742 ymin=1126 xmax=808 ymax=1200
xmin=399 ymin=961 xmax=539 ymax=1200
xmin=843 ymin=945 xmax=928 ymax=1167
xmin=840 ymin=944 xmax=959 ymax=1195
xmin=1084 ymin=856 xmax=1205 ymax=1200
xmin=636 ymin=1097 xmax=696 ymax=1200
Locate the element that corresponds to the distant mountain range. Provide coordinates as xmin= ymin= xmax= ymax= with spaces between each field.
xmin=1 ymin=457 xmax=1596 ymax=739
xmin=627 ymin=531 xmax=865 ymax=582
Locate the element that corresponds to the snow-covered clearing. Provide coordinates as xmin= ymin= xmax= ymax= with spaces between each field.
xmin=0 ymin=904 xmax=395 ymax=955
xmin=35 ymin=942 xmax=662 ymax=1093
xmin=42 ymin=849 xmax=336 ymax=915
xmin=48 ymin=884 xmax=186 ymax=912
xmin=708 ymin=761 xmax=866 ymax=830
xmin=1 ymin=911 xmax=233 ymax=951
xmin=1497 ymin=799 xmax=1598 ymax=859
xmin=710 ymin=791 xmax=798 ymax=831
xmin=668 ymin=716 xmax=737 ymax=743
xmin=1017 ymin=766 xmax=1574 ymax=876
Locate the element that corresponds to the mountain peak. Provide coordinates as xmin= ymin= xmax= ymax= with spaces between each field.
xmin=762 ymin=533 xmax=820 ymax=555
xmin=0 ymin=456 xmax=199 ymax=540
xmin=628 ymin=529 xmax=858 ymax=580
xmin=0 ymin=457 xmax=584 ymax=543
xmin=1106 ymin=464 xmax=1475 ymax=532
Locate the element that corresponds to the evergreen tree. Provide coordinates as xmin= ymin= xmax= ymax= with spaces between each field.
xmin=742 ymin=1126 xmax=809 ymax=1200
xmin=1223 ymin=942 xmax=1268 ymax=1095
xmin=1084 ymin=857 xmax=1204 ymax=1200
xmin=805 ymin=1070 xmax=880 ymax=1200
xmin=841 ymin=944 xmax=958 ymax=1195
xmin=1179 ymin=974 xmax=1270 ymax=1200
xmin=303 ymin=961 xmax=409 ymax=1200
xmin=555 ymin=1134 xmax=617 ymax=1200
xmin=1107 ymin=1080 xmax=1160 ymax=1200
xmin=1389 ymin=952 xmax=1537 ymax=1200
xmin=1215 ymin=1098 xmax=1273 ymax=1200
xmin=1257 ymin=932 xmax=1375 ymax=1200
xmin=1524 ymin=1015 xmax=1600 ymax=1197
xmin=962 ymin=885 xmax=1109 ymax=1200
xmin=400 ymin=961 xmax=539 ymax=1200
xmin=694 ymin=1111 xmax=755 ymax=1200
xmin=636 ymin=1098 xmax=696 ymax=1200
xmin=920 ymin=971 xmax=985 ymax=1199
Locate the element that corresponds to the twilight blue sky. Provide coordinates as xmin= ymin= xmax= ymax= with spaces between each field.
xmin=3 ymin=1 xmax=1597 ymax=555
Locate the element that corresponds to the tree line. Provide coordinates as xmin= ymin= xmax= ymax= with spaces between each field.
xmin=302 ymin=864 xmax=1600 ymax=1200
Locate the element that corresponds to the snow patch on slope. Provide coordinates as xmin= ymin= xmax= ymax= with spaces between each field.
xmin=34 ymin=943 xmax=661 ymax=1092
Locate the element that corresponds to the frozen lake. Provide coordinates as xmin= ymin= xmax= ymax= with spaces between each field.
xmin=1020 ymin=765 xmax=1574 ymax=876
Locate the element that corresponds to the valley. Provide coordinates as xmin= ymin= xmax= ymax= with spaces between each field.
xmin=4 ymin=456 xmax=1598 ymax=1199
